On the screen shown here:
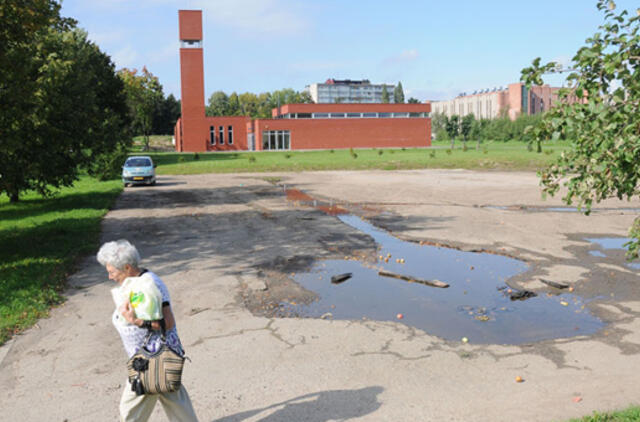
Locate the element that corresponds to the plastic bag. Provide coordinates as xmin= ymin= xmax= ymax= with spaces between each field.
xmin=120 ymin=273 xmax=163 ymax=321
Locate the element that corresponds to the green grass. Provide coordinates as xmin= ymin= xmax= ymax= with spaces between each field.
xmin=565 ymin=406 xmax=640 ymax=421
xmin=142 ymin=140 xmax=569 ymax=175
xmin=0 ymin=177 xmax=122 ymax=344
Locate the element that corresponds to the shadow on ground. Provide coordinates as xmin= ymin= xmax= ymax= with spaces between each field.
xmin=212 ymin=386 xmax=384 ymax=422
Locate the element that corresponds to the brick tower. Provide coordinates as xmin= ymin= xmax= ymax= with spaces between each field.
xmin=177 ymin=10 xmax=207 ymax=152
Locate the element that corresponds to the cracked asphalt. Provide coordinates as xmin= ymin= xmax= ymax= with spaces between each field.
xmin=1 ymin=169 xmax=640 ymax=421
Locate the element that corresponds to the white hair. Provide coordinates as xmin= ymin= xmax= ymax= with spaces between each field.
xmin=97 ymin=239 xmax=140 ymax=270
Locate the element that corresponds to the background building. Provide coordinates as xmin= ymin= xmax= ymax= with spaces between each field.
xmin=431 ymin=83 xmax=565 ymax=120
xmin=306 ymin=79 xmax=397 ymax=103
xmin=175 ymin=11 xmax=431 ymax=152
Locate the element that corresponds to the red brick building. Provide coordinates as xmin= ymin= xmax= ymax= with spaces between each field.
xmin=174 ymin=10 xmax=431 ymax=153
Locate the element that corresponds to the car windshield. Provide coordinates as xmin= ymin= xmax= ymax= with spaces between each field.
xmin=125 ymin=158 xmax=152 ymax=167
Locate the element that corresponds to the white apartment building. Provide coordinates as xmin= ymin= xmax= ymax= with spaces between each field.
xmin=432 ymin=87 xmax=506 ymax=119
xmin=307 ymin=79 xmax=397 ymax=103
xmin=431 ymin=83 xmax=564 ymax=120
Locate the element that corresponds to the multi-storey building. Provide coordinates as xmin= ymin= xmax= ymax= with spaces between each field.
xmin=432 ymin=83 xmax=566 ymax=120
xmin=306 ymin=79 xmax=397 ymax=103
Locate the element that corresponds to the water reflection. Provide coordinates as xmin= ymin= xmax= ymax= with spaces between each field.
xmin=288 ymin=215 xmax=604 ymax=345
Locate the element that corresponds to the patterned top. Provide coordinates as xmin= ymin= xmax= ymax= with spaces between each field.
xmin=112 ymin=270 xmax=184 ymax=358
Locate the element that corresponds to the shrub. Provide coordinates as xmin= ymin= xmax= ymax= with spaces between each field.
xmin=429 ymin=150 xmax=436 ymax=158
xmin=248 ymin=155 xmax=256 ymax=162
xmin=378 ymin=149 xmax=384 ymax=156
xmin=193 ymin=152 xmax=200 ymax=160
xmin=178 ymin=156 xmax=186 ymax=163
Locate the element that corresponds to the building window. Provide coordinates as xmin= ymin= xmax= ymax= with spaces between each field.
xmin=346 ymin=112 xmax=361 ymax=118
xmin=378 ymin=112 xmax=391 ymax=118
xmin=210 ymin=126 xmax=215 ymax=145
xmin=393 ymin=112 xmax=409 ymax=118
xmin=262 ymin=130 xmax=290 ymax=150
xmin=313 ymin=113 xmax=329 ymax=118
xmin=362 ymin=112 xmax=377 ymax=118
xmin=330 ymin=113 xmax=345 ymax=118
xmin=180 ymin=39 xmax=202 ymax=48
xmin=219 ymin=126 xmax=224 ymax=144
xmin=297 ymin=113 xmax=312 ymax=119
xmin=228 ymin=125 xmax=233 ymax=144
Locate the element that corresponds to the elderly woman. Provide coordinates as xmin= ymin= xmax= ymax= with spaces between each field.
xmin=97 ymin=239 xmax=198 ymax=422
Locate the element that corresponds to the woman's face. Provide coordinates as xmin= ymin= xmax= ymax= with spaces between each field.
xmin=106 ymin=263 xmax=131 ymax=284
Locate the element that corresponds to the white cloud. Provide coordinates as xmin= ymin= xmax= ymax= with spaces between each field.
xmin=289 ymin=60 xmax=346 ymax=72
xmin=189 ymin=0 xmax=310 ymax=37
xmin=382 ymin=49 xmax=419 ymax=67
xmin=147 ymin=40 xmax=180 ymax=64
xmin=111 ymin=45 xmax=139 ymax=69
xmin=88 ymin=29 xmax=128 ymax=46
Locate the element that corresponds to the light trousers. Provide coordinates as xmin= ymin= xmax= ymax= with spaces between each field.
xmin=120 ymin=380 xmax=198 ymax=422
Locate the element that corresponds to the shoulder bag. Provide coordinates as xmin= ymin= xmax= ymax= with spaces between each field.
xmin=126 ymin=331 xmax=186 ymax=395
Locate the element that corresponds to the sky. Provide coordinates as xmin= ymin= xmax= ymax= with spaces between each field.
xmin=60 ymin=0 xmax=639 ymax=102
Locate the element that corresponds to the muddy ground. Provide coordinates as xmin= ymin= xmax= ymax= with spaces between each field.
xmin=1 ymin=170 xmax=640 ymax=421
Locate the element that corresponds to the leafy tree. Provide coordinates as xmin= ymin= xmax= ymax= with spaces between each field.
xmin=521 ymin=0 xmax=640 ymax=257
xmin=394 ymin=82 xmax=405 ymax=103
xmin=0 ymin=2 xmax=129 ymax=201
xmin=446 ymin=115 xmax=460 ymax=148
xmin=228 ymin=92 xmax=241 ymax=115
xmin=152 ymin=93 xmax=181 ymax=135
xmin=460 ymin=114 xmax=475 ymax=147
xmin=206 ymin=90 xmax=229 ymax=116
xmin=431 ymin=112 xmax=448 ymax=134
xmin=407 ymin=97 xmax=420 ymax=103
xmin=117 ymin=67 xmax=162 ymax=151
xmin=206 ymin=88 xmax=312 ymax=119
xmin=381 ymin=86 xmax=390 ymax=103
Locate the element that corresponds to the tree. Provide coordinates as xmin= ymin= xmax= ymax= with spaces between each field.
xmin=394 ymin=82 xmax=405 ymax=103
xmin=460 ymin=114 xmax=475 ymax=147
xmin=206 ymin=88 xmax=313 ymax=119
xmin=381 ymin=86 xmax=390 ymax=103
xmin=118 ymin=67 xmax=163 ymax=151
xmin=0 ymin=1 xmax=130 ymax=202
xmin=152 ymin=93 xmax=181 ymax=135
xmin=446 ymin=115 xmax=460 ymax=149
xmin=206 ymin=91 xmax=229 ymax=116
xmin=521 ymin=0 xmax=640 ymax=257
xmin=407 ymin=97 xmax=420 ymax=103
xmin=228 ymin=92 xmax=241 ymax=115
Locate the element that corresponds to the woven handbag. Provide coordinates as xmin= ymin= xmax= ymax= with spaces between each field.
xmin=127 ymin=332 xmax=185 ymax=395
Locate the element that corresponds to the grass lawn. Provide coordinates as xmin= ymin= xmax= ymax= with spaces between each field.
xmin=0 ymin=177 xmax=122 ymax=344
xmin=566 ymin=406 xmax=640 ymax=421
xmin=142 ymin=140 xmax=569 ymax=175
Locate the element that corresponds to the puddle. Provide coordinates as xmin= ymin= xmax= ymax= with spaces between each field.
xmin=281 ymin=199 xmax=604 ymax=344
xmin=589 ymin=250 xmax=607 ymax=258
xmin=586 ymin=237 xmax=632 ymax=250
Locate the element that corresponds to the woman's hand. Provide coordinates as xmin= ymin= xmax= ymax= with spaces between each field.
xmin=119 ymin=302 xmax=138 ymax=325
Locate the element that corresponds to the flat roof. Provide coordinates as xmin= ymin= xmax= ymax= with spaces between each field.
xmin=274 ymin=103 xmax=430 ymax=117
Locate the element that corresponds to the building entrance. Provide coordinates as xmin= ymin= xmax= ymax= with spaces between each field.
xmin=262 ymin=130 xmax=290 ymax=150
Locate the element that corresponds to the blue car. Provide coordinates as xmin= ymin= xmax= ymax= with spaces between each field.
xmin=122 ymin=156 xmax=156 ymax=187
